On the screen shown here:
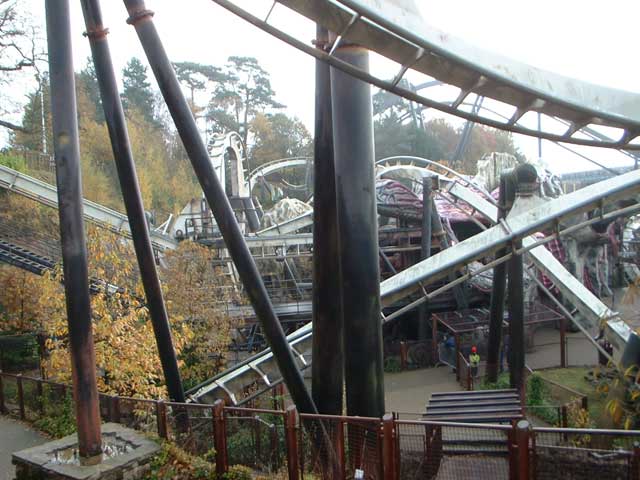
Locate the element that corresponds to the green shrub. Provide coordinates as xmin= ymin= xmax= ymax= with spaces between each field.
xmin=479 ymin=372 xmax=510 ymax=390
xmin=34 ymin=390 xmax=76 ymax=438
xmin=0 ymin=154 xmax=27 ymax=172
xmin=384 ymin=356 xmax=401 ymax=373
xmin=222 ymin=465 xmax=252 ymax=480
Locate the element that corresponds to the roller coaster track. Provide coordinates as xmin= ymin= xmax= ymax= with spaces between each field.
xmin=0 ymin=165 xmax=178 ymax=251
xmin=189 ymin=167 xmax=640 ymax=405
xmin=212 ymin=0 xmax=640 ymax=150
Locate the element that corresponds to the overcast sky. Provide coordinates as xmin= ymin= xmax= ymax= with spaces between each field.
xmin=10 ymin=0 xmax=640 ymax=174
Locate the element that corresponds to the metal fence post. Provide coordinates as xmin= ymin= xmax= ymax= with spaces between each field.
xmin=17 ymin=374 xmax=25 ymax=420
xmin=110 ymin=395 xmax=120 ymax=423
xmin=0 ymin=373 xmax=6 ymax=414
xmin=632 ymin=444 xmax=640 ymax=479
xmin=213 ymin=400 xmax=228 ymax=476
xmin=284 ymin=405 xmax=300 ymax=480
xmin=156 ymin=400 xmax=168 ymax=439
xmin=516 ymin=420 xmax=531 ymax=480
xmin=382 ymin=414 xmax=398 ymax=480
xmin=399 ymin=342 xmax=408 ymax=371
xmin=37 ymin=379 xmax=44 ymax=415
xmin=336 ymin=419 xmax=346 ymax=480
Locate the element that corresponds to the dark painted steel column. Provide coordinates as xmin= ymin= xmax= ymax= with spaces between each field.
xmin=331 ymin=44 xmax=384 ymax=418
xmin=509 ymin=166 xmax=535 ymax=390
xmin=80 ymin=0 xmax=185 ymax=403
xmin=509 ymin=238 xmax=525 ymax=389
xmin=418 ymin=175 xmax=433 ymax=340
xmin=430 ymin=199 xmax=468 ymax=309
xmin=486 ymin=174 xmax=513 ymax=383
xmin=122 ymin=0 xmax=316 ymax=414
xmin=312 ymin=25 xmax=343 ymax=416
xmin=45 ymin=0 xmax=102 ymax=459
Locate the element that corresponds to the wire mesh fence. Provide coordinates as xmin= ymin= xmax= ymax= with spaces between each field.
xmin=299 ymin=414 xmax=383 ymax=480
xmin=5 ymin=372 xmax=640 ymax=479
xmin=532 ymin=428 xmax=640 ymax=479
xmin=395 ymin=420 xmax=513 ymax=480
xmin=225 ymin=406 xmax=287 ymax=474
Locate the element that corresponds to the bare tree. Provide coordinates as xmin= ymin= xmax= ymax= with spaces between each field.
xmin=0 ymin=0 xmax=44 ymax=134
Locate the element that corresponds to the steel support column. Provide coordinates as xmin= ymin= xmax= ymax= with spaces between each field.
xmin=486 ymin=175 xmax=513 ymax=383
xmin=430 ymin=199 xmax=468 ymax=309
xmin=122 ymin=0 xmax=316 ymax=414
xmin=45 ymin=0 xmax=102 ymax=459
xmin=509 ymin=168 xmax=531 ymax=390
xmin=80 ymin=0 xmax=185 ymax=403
xmin=312 ymin=26 xmax=343 ymax=416
xmin=418 ymin=175 xmax=433 ymax=340
xmin=331 ymin=44 xmax=384 ymax=417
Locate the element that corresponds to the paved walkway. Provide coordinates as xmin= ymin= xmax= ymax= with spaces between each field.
xmin=0 ymin=416 xmax=46 ymax=480
xmin=384 ymin=322 xmax=603 ymax=415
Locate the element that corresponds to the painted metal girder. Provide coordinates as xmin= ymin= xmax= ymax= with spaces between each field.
xmin=190 ymin=168 xmax=640 ymax=405
xmin=214 ymin=0 xmax=640 ymax=148
xmin=0 ymin=164 xmax=178 ymax=251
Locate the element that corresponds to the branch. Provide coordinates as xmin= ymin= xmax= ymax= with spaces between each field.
xmin=0 ymin=118 xmax=30 ymax=132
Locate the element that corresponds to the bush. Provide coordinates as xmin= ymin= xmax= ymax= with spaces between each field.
xmin=479 ymin=372 xmax=510 ymax=390
xmin=222 ymin=465 xmax=252 ymax=480
xmin=384 ymin=356 xmax=401 ymax=373
xmin=34 ymin=390 xmax=76 ymax=438
xmin=145 ymin=442 xmax=217 ymax=480
xmin=0 ymin=153 xmax=27 ymax=172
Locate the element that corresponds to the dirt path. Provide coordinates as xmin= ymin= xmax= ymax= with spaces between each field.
xmin=0 ymin=416 xmax=46 ymax=480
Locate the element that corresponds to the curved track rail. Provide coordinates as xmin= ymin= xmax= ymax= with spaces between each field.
xmin=189 ymin=166 xmax=640 ymax=405
xmin=212 ymin=0 xmax=640 ymax=149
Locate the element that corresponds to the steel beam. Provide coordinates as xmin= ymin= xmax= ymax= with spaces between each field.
xmin=45 ymin=0 xmax=102 ymax=459
xmin=0 ymin=164 xmax=177 ymax=251
xmin=418 ymin=174 xmax=433 ymax=340
xmin=331 ymin=44 xmax=384 ymax=418
xmin=122 ymin=0 xmax=317 ymax=415
xmin=80 ymin=0 xmax=185 ymax=403
xmin=312 ymin=25 xmax=343 ymax=416
xmin=486 ymin=174 xmax=513 ymax=383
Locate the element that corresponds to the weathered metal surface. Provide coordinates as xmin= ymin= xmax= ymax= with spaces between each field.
xmin=80 ymin=0 xmax=185 ymax=403
xmin=0 ymin=164 xmax=177 ymax=251
xmin=45 ymin=0 xmax=102 ymax=458
xmin=331 ymin=45 xmax=384 ymax=418
xmin=122 ymin=0 xmax=317 ymax=414
xmin=486 ymin=175 xmax=511 ymax=383
xmin=213 ymin=0 xmax=640 ymax=149
xmin=311 ymin=25 xmax=344 ymax=416
xmin=190 ymin=169 xmax=639 ymax=404
xmin=277 ymin=0 xmax=640 ymax=146
xmin=380 ymin=169 xmax=640 ymax=305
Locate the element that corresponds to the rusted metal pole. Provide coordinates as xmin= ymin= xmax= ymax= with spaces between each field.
xmin=213 ymin=400 xmax=229 ymax=476
xmin=382 ymin=413 xmax=398 ymax=480
xmin=122 ymin=0 xmax=316 ymax=415
xmin=79 ymin=0 xmax=185 ymax=404
xmin=156 ymin=400 xmax=168 ymax=439
xmin=516 ymin=420 xmax=531 ymax=480
xmin=284 ymin=405 xmax=300 ymax=480
xmin=331 ymin=43 xmax=384 ymax=418
xmin=560 ymin=316 xmax=567 ymax=368
xmin=17 ymin=374 xmax=25 ymax=420
xmin=0 ymin=374 xmax=6 ymax=414
xmin=45 ymin=0 xmax=102 ymax=459
xmin=487 ymin=174 xmax=513 ymax=382
xmin=312 ymin=25 xmax=343 ymax=417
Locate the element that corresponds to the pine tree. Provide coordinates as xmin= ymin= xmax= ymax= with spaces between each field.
xmin=121 ymin=57 xmax=156 ymax=126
